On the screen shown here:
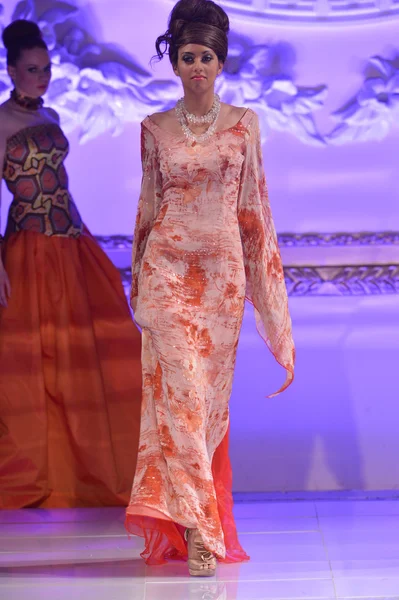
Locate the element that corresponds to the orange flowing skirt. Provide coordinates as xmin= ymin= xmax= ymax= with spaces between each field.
xmin=0 ymin=230 xmax=142 ymax=509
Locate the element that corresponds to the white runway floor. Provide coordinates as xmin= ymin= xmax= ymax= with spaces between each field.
xmin=1 ymin=498 xmax=399 ymax=599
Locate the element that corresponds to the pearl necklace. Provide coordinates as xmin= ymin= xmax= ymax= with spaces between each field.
xmin=175 ymin=94 xmax=221 ymax=144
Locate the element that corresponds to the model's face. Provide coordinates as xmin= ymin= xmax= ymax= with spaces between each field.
xmin=174 ymin=44 xmax=223 ymax=93
xmin=8 ymin=47 xmax=52 ymax=98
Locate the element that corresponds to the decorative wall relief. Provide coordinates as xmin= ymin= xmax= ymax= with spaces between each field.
xmin=0 ymin=0 xmax=179 ymax=143
xmin=217 ymin=38 xmax=327 ymax=146
xmin=278 ymin=232 xmax=399 ymax=247
xmin=117 ymin=262 xmax=399 ymax=298
xmin=284 ymin=265 xmax=399 ymax=296
xmin=218 ymin=0 xmax=399 ymax=23
xmin=1 ymin=1 xmax=399 ymax=146
xmin=0 ymin=1 xmax=328 ymax=145
xmin=96 ymin=232 xmax=399 ymax=251
xmin=95 ymin=235 xmax=399 ymax=297
xmin=328 ymin=56 xmax=399 ymax=144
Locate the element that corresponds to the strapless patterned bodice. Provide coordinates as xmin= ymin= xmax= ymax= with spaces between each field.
xmin=3 ymin=123 xmax=82 ymax=238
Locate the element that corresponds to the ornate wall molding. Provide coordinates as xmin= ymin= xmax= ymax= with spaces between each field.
xmin=278 ymin=232 xmax=399 ymax=247
xmin=217 ymin=39 xmax=326 ymax=146
xmin=284 ymin=265 xmax=399 ymax=296
xmin=95 ymin=234 xmax=399 ymax=297
xmin=217 ymin=0 xmax=399 ymax=24
xmin=328 ymin=56 xmax=399 ymax=144
xmin=1 ymin=2 xmax=398 ymax=146
xmin=0 ymin=2 xmax=327 ymax=146
xmin=117 ymin=263 xmax=399 ymax=297
xmin=95 ymin=235 xmax=133 ymax=250
xmin=0 ymin=0 xmax=179 ymax=143
xmin=96 ymin=232 xmax=399 ymax=250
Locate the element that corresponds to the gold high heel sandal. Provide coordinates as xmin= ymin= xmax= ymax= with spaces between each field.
xmin=185 ymin=528 xmax=217 ymax=577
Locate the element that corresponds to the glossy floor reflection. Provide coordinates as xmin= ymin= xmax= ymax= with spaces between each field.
xmin=1 ymin=499 xmax=399 ymax=599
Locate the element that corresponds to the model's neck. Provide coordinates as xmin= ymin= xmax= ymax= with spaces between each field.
xmin=14 ymin=88 xmax=39 ymax=100
xmin=11 ymin=88 xmax=44 ymax=111
xmin=182 ymin=89 xmax=215 ymax=116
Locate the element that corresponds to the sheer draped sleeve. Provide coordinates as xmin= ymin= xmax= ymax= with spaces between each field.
xmin=238 ymin=112 xmax=295 ymax=396
xmin=130 ymin=122 xmax=162 ymax=307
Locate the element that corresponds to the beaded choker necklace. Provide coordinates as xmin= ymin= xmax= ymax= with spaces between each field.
xmin=11 ymin=89 xmax=44 ymax=111
xmin=175 ymin=94 xmax=221 ymax=144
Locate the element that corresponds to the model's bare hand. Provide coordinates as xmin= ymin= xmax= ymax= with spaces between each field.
xmin=0 ymin=263 xmax=11 ymax=307
xmin=131 ymin=297 xmax=138 ymax=312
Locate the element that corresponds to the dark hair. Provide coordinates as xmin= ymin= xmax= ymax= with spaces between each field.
xmin=155 ymin=0 xmax=229 ymax=66
xmin=3 ymin=19 xmax=48 ymax=66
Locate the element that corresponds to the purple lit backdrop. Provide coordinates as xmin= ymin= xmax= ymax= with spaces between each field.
xmin=1 ymin=0 xmax=399 ymax=492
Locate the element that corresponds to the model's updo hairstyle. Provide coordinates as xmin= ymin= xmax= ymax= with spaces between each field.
xmin=155 ymin=0 xmax=229 ymax=66
xmin=3 ymin=19 xmax=47 ymax=66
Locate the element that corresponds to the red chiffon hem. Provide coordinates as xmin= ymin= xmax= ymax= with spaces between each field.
xmin=125 ymin=426 xmax=250 ymax=565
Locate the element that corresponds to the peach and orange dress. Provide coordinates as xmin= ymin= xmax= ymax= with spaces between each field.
xmin=0 ymin=122 xmax=142 ymax=509
xmin=126 ymin=109 xmax=295 ymax=563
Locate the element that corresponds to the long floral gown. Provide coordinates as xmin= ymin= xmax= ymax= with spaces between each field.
xmin=125 ymin=109 xmax=295 ymax=563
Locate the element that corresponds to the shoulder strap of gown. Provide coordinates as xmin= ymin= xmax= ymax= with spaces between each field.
xmin=240 ymin=108 xmax=256 ymax=131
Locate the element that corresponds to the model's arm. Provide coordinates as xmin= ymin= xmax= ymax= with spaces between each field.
xmin=131 ymin=123 xmax=162 ymax=311
xmin=237 ymin=111 xmax=295 ymax=396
